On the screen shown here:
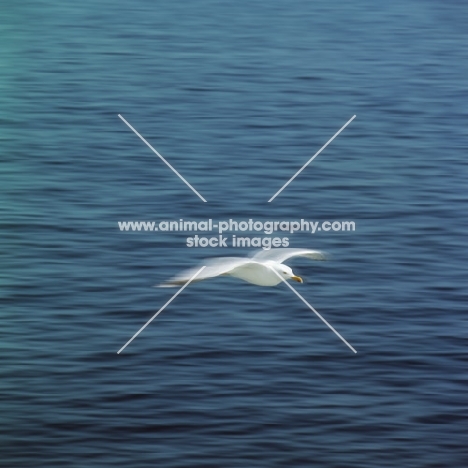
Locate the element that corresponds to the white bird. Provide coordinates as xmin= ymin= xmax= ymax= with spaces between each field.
xmin=159 ymin=248 xmax=327 ymax=287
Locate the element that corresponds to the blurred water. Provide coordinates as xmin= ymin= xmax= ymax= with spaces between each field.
xmin=1 ymin=0 xmax=467 ymax=467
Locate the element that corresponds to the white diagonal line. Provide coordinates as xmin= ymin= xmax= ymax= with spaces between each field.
xmin=273 ymin=271 xmax=356 ymax=353
xmin=118 ymin=114 xmax=207 ymax=202
xmin=117 ymin=266 xmax=206 ymax=354
xmin=268 ymin=115 xmax=356 ymax=202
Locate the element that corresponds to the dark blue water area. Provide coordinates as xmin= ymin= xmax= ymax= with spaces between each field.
xmin=1 ymin=0 xmax=467 ymax=466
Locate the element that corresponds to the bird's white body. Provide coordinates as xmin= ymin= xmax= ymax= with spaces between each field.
xmin=228 ymin=261 xmax=290 ymax=286
xmin=159 ymin=248 xmax=326 ymax=287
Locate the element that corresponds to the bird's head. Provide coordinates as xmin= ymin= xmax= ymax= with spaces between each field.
xmin=276 ymin=264 xmax=303 ymax=283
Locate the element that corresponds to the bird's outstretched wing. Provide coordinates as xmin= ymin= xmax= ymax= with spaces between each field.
xmin=252 ymin=248 xmax=327 ymax=264
xmin=158 ymin=257 xmax=253 ymax=287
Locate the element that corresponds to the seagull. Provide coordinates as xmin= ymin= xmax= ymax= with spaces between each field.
xmin=159 ymin=248 xmax=327 ymax=287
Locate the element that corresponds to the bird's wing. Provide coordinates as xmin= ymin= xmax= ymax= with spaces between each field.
xmin=252 ymin=248 xmax=327 ymax=264
xmin=158 ymin=257 xmax=253 ymax=287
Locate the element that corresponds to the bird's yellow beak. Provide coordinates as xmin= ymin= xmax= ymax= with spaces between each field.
xmin=291 ymin=276 xmax=303 ymax=283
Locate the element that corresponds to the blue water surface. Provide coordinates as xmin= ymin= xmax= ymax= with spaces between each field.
xmin=1 ymin=1 xmax=467 ymax=467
